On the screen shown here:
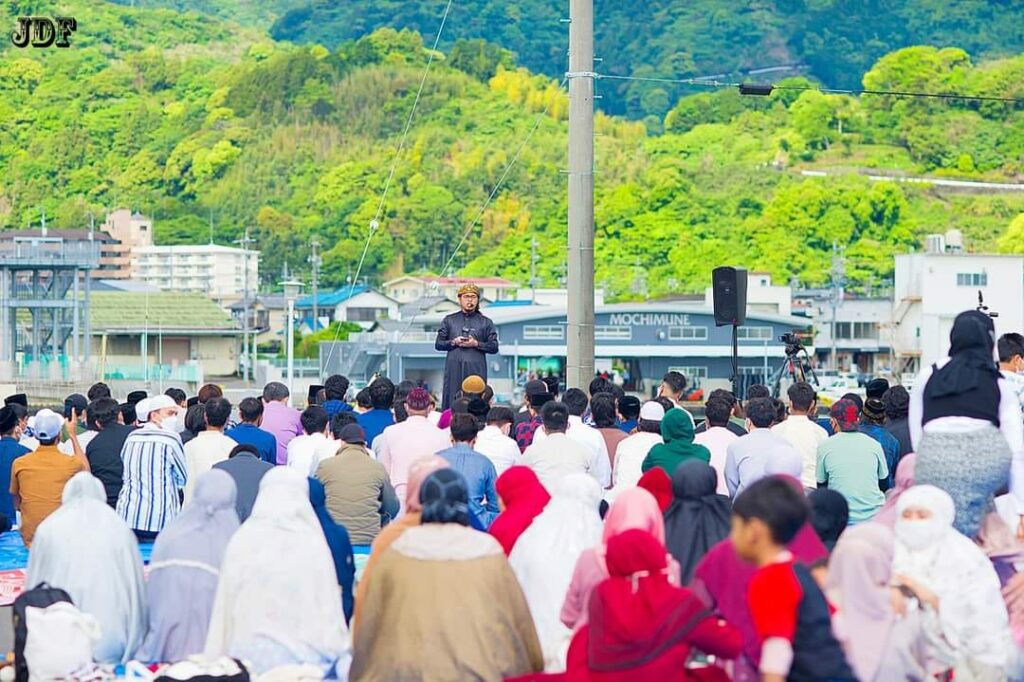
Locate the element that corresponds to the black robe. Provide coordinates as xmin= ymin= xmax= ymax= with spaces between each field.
xmin=434 ymin=310 xmax=499 ymax=410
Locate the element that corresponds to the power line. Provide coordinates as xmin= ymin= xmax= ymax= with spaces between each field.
xmin=322 ymin=0 xmax=454 ymax=370
xmin=438 ymin=76 xmax=569 ymax=279
xmin=598 ymin=71 xmax=1024 ymax=105
xmin=598 ymin=73 xmax=738 ymax=89
xmin=770 ymin=83 xmax=1024 ymax=104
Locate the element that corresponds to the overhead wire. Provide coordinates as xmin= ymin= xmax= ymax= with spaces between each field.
xmin=322 ymin=0 xmax=454 ymax=370
xmin=597 ymin=71 xmax=1024 ymax=105
xmin=389 ymin=76 xmax=570 ymax=346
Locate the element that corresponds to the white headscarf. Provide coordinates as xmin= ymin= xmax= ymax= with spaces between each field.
xmin=26 ymin=472 xmax=147 ymax=664
xmin=893 ymin=485 xmax=1010 ymax=669
xmin=204 ymin=467 xmax=350 ymax=677
xmin=509 ymin=473 xmax=603 ymax=672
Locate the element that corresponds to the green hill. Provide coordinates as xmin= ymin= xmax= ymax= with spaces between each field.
xmin=3 ymin=2 xmax=1024 ymax=302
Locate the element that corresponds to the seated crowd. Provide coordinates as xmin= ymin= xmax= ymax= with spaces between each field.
xmin=6 ymin=313 xmax=1024 ymax=681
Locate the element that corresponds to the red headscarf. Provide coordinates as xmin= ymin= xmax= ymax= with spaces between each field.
xmin=588 ymin=529 xmax=709 ymax=672
xmin=489 ymin=466 xmax=551 ymax=555
xmin=637 ymin=467 xmax=672 ymax=512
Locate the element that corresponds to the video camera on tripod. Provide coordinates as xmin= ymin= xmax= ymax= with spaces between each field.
xmin=770 ymin=330 xmax=819 ymax=398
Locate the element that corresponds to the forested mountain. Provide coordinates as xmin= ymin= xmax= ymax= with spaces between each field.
xmin=2 ymin=2 xmax=1024 ymax=301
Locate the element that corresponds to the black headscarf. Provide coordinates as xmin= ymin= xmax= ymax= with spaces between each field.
xmin=922 ymin=310 xmax=1002 ymax=425
xmin=808 ymin=489 xmax=849 ymax=552
xmin=663 ymin=460 xmax=732 ymax=584
xmin=419 ymin=468 xmax=472 ymax=526
xmin=926 ymin=310 xmax=1000 ymax=398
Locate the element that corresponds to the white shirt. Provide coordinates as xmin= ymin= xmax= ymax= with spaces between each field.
xmin=912 ymin=360 xmax=1024 ymax=512
xmin=532 ymin=415 xmax=611 ymax=487
xmin=1001 ymin=369 xmax=1024 ymax=415
xmin=522 ymin=432 xmax=600 ymax=490
xmin=58 ymin=430 xmax=97 ymax=456
xmin=605 ymin=431 xmax=662 ymax=503
xmin=474 ymin=425 xmax=520 ymax=476
xmin=771 ymin=416 xmax=828 ymax=489
xmin=183 ymin=430 xmax=237 ymax=504
xmin=286 ymin=432 xmax=340 ymax=478
xmin=694 ymin=426 xmax=739 ymax=495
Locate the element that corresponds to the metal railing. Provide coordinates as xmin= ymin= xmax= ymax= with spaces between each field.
xmin=0 ymin=238 xmax=101 ymax=267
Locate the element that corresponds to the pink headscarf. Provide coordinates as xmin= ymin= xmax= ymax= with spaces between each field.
xmin=873 ymin=454 xmax=916 ymax=527
xmin=404 ymin=455 xmax=448 ymax=512
xmin=597 ymin=488 xmax=665 ymax=571
xmin=825 ymin=523 xmax=897 ymax=682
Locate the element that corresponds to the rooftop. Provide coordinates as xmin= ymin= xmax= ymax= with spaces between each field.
xmin=295 ymin=285 xmax=373 ymax=309
xmin=88 ymin=292 xmax=240 ymax=332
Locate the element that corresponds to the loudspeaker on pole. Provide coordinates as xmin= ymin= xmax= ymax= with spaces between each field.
xmin=711 ymin=267 xmax=748 ymax=327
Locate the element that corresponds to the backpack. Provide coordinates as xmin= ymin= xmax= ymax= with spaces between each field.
xmin=13 ymin=581 xmax=73 ymax=682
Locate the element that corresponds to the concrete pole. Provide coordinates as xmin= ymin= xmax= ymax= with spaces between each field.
xmin=287 ymin=297 xmax=295 ymax=405
xmin=310 ymin=237 xmax=320 ymax=332
xmin=566 ymin=0 xmax=595 ymax=390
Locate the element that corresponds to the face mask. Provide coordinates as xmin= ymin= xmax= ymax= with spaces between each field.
xmin=895 ymin=517 xmax=945 ymax=550
xmin=161 ymin=415 xmax=181 ymax=433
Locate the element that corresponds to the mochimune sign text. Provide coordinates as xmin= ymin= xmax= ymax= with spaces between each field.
xmin=607 ymin=313 xmax=692 ymax=326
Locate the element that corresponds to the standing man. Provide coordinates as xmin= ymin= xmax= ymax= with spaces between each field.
xmin=434 ymin=284 xmax=499 ymax=410
xmin=259 ymin=382 xmax=303 ymax=465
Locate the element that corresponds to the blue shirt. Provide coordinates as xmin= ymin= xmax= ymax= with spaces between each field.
xmin=358 ymin=409 xmax=395 ymax=446
xmin=618 ymin=419 xmax=637 ymax=434
xmin=0 ymin=437 xmax=28 ymax=520
xmin=859 ymin=424 xmax=900 ymax=489
xmin=437 ymin=443 xmax=500 ymax=529
xmin=225 ymin=423 xmax=278 ymax=465
xmin=322 ymin=399 xmax=353 ymax=421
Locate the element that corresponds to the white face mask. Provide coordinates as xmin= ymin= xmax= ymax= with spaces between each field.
xmin=160 ymin=415 xmax=181 ymax=433
xmin=895 ymin=517 xmax=946 ymax=550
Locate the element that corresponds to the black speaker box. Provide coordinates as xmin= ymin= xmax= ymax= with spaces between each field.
xmin=712 ymin=267 xmax=748 ymax=327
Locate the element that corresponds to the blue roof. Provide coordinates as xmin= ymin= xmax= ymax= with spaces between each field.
xmin=295 ymin=285 xmax=369 ymax=309
xmin=486 ymin=300 xmax=535 ymax=308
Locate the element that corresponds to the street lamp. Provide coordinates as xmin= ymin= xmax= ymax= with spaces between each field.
xmin=282 ymin=278 xmax=304 ymax=404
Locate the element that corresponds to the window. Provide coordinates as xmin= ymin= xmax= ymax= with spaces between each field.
xmin=668 ymin=366 xmax=708 ymax=387
xmin=737 ymin=326 xmax=773 ymax=340
xmin=668 ymin=326 xmax=708 ymax=340
xmin=595 ymin=325 xmax=632 ymax=340
xmin=737 ymin=366 xmax=765 ymax=376
xmin=834 ymin=322 xmax=878 ymax=340
xmin=956 ymin=272 xmax=988 ymax=287
xmin=523 ymin=325 xmax=564 ymax=340
xmin=347 ymin=307 xmax=383 ymax=322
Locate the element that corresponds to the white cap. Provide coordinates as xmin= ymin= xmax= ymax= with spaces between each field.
xmin=639 ymin=401 xmax=665 ymax=422
xmin=137 ymin=394 xmax=175 ymax=423
xmin=33 ymin=409 xmax=64 ymax=441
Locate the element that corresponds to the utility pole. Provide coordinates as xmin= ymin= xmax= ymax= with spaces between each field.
xmin=309 ymin=237 xmax=321 ymax=331
xmin=235 ymin=229 xmax=255 ymax=385
xmin=529 ymin=236 xmax=539 ymax=304
xmin=566 ymin=0 xmax=595 ymax=389
xmin=830 ymin=242 xmax=846 ymax=371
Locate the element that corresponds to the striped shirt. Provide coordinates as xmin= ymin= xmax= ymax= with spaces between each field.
xmin=116 ymin=423 xmax=187 ymax=533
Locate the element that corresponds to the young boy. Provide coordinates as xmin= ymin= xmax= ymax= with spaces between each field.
xmin=730 ymin=477 xmax=854 ymax=682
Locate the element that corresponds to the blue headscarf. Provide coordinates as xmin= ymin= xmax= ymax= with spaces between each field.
xmin=308 ymin=477 xmax=355 ymax=623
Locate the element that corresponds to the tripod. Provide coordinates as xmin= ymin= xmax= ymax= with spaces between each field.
xmin=770 ymin=346 xmax=819 ymax=399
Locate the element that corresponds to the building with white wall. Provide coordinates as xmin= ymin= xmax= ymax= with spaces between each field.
xmin=296 ymin=286 xmax=400 ymax=330
xmin=893 ymin=248 xmax=1023 ymax=378
xmin=131 ymin=244 xmax=259 ymax=304
xmin=810 ymin=298 xmax=893 ymax=375
xmin=384 ymin=276 xmax=519 ymax=304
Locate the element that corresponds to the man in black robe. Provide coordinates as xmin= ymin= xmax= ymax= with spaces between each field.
xmin=434 ymin=284 xmax=499 ymax=410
